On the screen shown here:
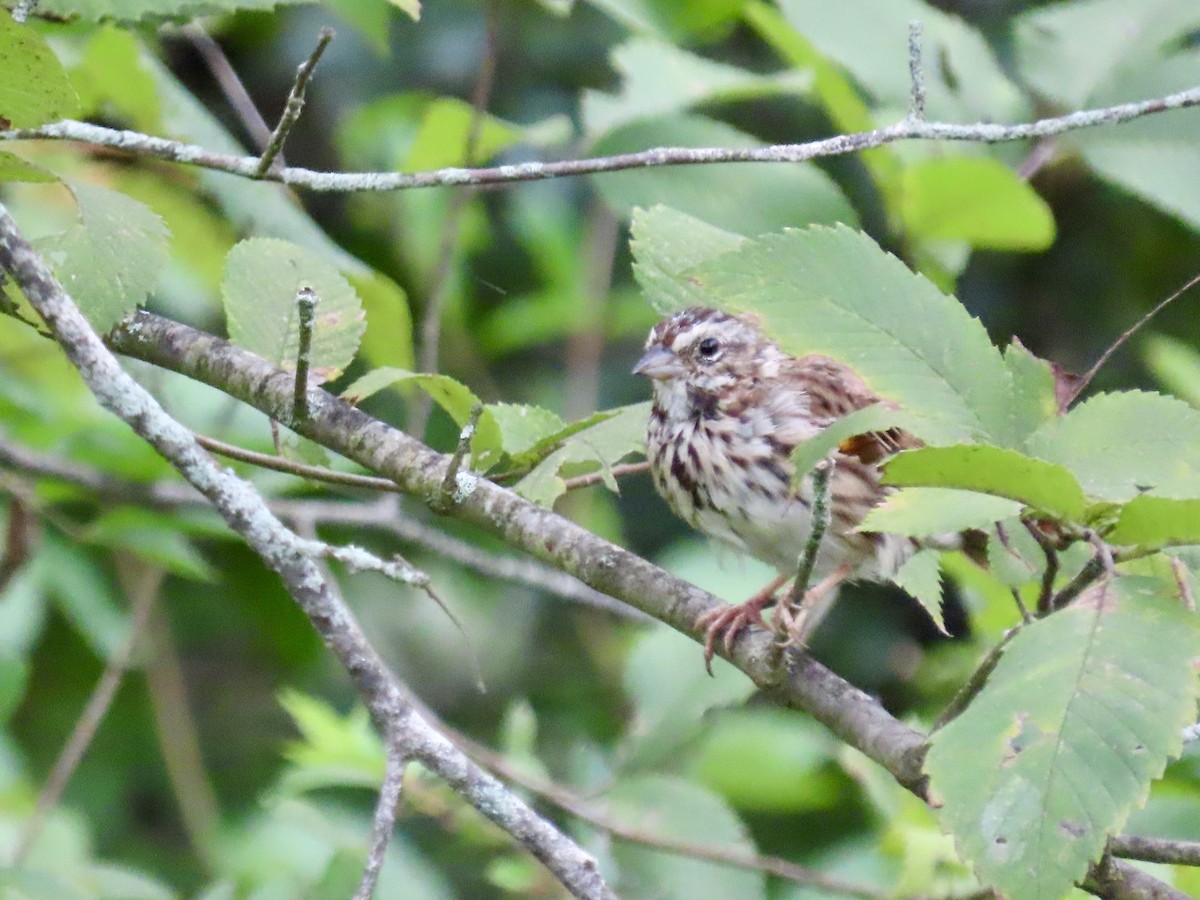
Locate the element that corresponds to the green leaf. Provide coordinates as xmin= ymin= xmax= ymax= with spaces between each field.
xmin=403 ymin=97 xmax=526 ymax=170
xmin=1143 ymin=333 xmax=1200 ymax=407
xmin=586 ymin=0 xmax=743 ymax=42
xmin=859 ymin=488 xmax=1022 ymax=538
xmin=82 ymin=509 xmax=217 ymax=581
xmin=352 ymin=270 xmax=414 ymax=371
xmin=0 ymin=10 xmax=80 ymax=128
xmin=72 ymin=25 xmax=160 ymax=132
xmin=631 ymin=205 xmax=746 ymax=314
xmin=1108 ymin=496 xmax=1200 ymax=548
xmin=606 ymin=775 xmax=766 ymax=900
xmin=900 ymin=157 xmax=1055 ymax=251
xmin=592 ymin=114 xmax=857 ymax=237
xmin=37 ymin=182 xmax=170 ymax=333
xmin=926 ymin=578 xmax=1200 ymax=900
xmin=892 ymin=548 xmax=947 ymax=635
xmin=38 ymin=535 xmax=128 ymax=659
xmin=514 ymin=402 xmax=648 ymax=506
xmin=277 ymin=689 xmax=385 ymax=795
xmin=222 ymin=238 xmax=365 ymax=381
xmin=884 ymin=445 xmax=1088 ymax=521
xmin=583 ymin=37 xmax=803 ymax=134
xmin=0 ymin=151 xmax=57 ymax=183
xmin=484 ymin=403 xmax=568 ymax=459
xmin=342 ymin=367 xmax=478 ymax=418
xmin=676 ymin=224 xmax=1015 ymax=445
xmin=1024 ymin=391 xmax=1200 ymax=502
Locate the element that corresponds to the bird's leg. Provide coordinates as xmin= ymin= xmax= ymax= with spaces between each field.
xmin=777 ymin=562 xmax=853 ymax=647
xmin=696 ymin=572 xmax=791 ymax=674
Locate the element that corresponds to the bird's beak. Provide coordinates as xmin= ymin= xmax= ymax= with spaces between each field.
xmin=632 ymin=346 xmax=683 ymax=380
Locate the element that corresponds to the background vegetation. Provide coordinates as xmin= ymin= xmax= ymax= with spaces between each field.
xmin=1 ymin=0 xmax=1200 ymax=898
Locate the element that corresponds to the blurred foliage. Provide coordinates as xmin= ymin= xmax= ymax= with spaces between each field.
xmin=2 ymin=0 xmax=1200 ymax=898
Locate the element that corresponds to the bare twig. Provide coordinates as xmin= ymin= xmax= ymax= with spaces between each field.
xmin=437 ymin=403 xmax=484 ymax=509
xmin=196 ymin=433 xmax=399 ymax=491
xmin=0 ymin=202 xmax=615 ymax=899
xmin=931 ymin=627 xmax=1021 ymax=732
xmin=354 ymin=743 xmax=408 ymax=900
xmin=1050 ymin=554 xmax=1106 ymax=611
xmin=181 ymin=24 xmax=274 ymax=152
xmin=562 ymin=461 xmax=650 ymax=491
xmin=255 ymin=27 xmax=335 ymax=176
xmin=1109 ymin=835 xmax=1200 ymax=867
xmin=12 ymin=559 xmax=163 ymax=864
xmin=906 ymin=21 xmax=926 ymax=122
xmin=1064 ymin=271 xmax=1200 ymax=407
xmin=1022 ymin=520 xmax=1060 ymax=616
xmin=1170 ymin=556 xmax=1196 ymax=612
xmin=9 ymin=85 xmax=1200 ymax=193
xmin=12 ymin=0 xmax=38 ymax=23
xmin=293 ymin=286 xmax=318 ymax=420
xmin=784 ymin=459 xmax=834 ymax=619
xmin=412 ymin=6 xmax=499 ymax=435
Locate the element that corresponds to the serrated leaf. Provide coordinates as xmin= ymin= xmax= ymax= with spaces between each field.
xmin=592 ymin=114 xmax=857 ymax=237
xmin=631 ymin=205 xmax=746 ymax=314
xmin=515 ymin=403 xmax=648 ymax=506
xmin=0 ymin=151 xmax=57 ymax=183
xmin=1024 ymin=391 xmax=1200 ymax=501
xmin=223 ymin=238 xmax=364 ymax=381
xmin=37 ymin=182 xmax=169 ymax=333
xmin=1108 ymin=496 xmax=1200 ymax=548
xmin=892 ymin=548 xmax=947 ymax=635
xmin=860 ymin=488 xmax=1022 ymax=538
xmin=0 ymin=10 xmax=80 ymax=128
xmin=674 ymin=225 xmax=1016 ymax=446
xmin=900 ymin=157 xmax=1055 ymax=251
xmin=484 ymin=403 xmax=568 ymax=459
xmin=342 ymin=367 xmax=478 ymax=418
xmin=926 ymin=578 xmax=1200 ymax=900
xmin=277 ymin=689 xmax=385 ymax=795
xmin=884 ymin=446 xmax=1088 ymax=521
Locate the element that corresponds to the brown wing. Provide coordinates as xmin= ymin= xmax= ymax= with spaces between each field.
xmin=783 ymin=354 xmax=921 ymax=465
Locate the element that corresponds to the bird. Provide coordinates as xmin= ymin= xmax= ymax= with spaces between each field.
xmin=632 ymin=306 xmax=919 ymax=671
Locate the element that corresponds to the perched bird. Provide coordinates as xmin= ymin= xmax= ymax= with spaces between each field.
xmin=633 ymin=306 xmax=919 ymax=670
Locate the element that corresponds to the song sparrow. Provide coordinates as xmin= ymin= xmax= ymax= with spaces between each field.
xmin=634 ymin=306 xmax=919 ymax=670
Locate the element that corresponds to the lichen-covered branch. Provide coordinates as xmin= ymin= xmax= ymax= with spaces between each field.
xmin=0 ymin=203 xmax=615 ymax=900
xmin=5 ymin=83 xmax=1200 ymax=193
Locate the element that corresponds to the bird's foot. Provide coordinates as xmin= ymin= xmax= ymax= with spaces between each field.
xmin=695 ymin=573 xmax=790 ymax=675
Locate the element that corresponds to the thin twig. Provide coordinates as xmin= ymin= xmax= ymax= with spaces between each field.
xmin=787 ymin=461 xmax=834 ymax=607
xmin=11 ymin=559 xmax=163 ymax=864
xmin=1050 ymin=554 xmax=1106 ymax=612
xmin=906 ymin=21 xmax=925 ymax=123
xmin=406 ymin=693 xmax=886 ymax=899
xmin=437 ymin=403 xmax=484 ymax=509
xmin=354 ymin=743 xmax=408 ymax=900
xmin=255 ymin=27 xmax=335 ymax=176
xmin=931 ymin=627 xmax=1022 ymax=732
xmin=293 ymin=286 xmax=318 ymax=420
xmin=1109 ymin=835 xmax=1200 ymax=867
xmin=144 ymin=602 xmax=221 ymax=870
xmin=1009 ymin=589 xmax=1034 ymax=624
xmin=181 ymin=24 xmax=274 ymax=153
xmin=1017 ymin=139 xmax=1058 ymax=180
xmin=1022 ymin=520 xmax=1060 ymax=616
xmin=196 ymin=433 xmax=400 ymax=491
xmin=1170 ymin=556 xmax=1196 ymax=612
xmin=1064 ymin=271 xmax=1200 ymax=407
xmin=412 ymin=6 xmax=500 ymax=435
xmin=10 ymin=85 xmax=1200 ymax=193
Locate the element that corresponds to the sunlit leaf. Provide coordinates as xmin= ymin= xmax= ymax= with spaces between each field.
xmin=1107 ymin=496 xmax=1200 ymax=548
xmin=0 ymin=10 xmax=80 ymax=128
xmin=0 ymin=151 xmax=57 ymax=183
xmin=1143 ymin=333 xmax=1200 ymax=408
xmin=900 ymin=157 xmax=1055 ymax=251
xmin=631 ymin=205 xmax=746 ymax=314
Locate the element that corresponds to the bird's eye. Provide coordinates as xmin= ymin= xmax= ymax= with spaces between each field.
xmin=697 ymin=337 xmax=720 ymax=359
